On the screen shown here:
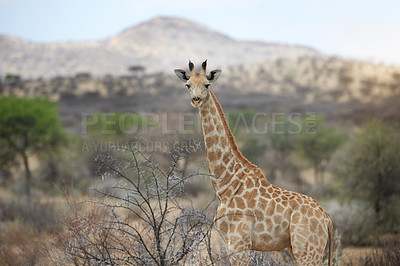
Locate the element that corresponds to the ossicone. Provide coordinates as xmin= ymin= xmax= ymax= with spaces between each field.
xmin=201 ymin=60 xmax=207 ymax=72
xmin=188 ymin=60 xmax=194 ymax=72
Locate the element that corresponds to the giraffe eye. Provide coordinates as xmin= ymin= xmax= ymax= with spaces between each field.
xmin=186 ymin=84 xmax=191 ymax=89
xmin=205 ymin=84 xmax=210 ymax=89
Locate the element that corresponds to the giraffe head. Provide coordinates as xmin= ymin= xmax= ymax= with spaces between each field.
xmin=174 ymin=60 xmax=221 ymax=108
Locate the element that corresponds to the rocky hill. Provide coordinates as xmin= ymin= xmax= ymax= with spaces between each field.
xmin=2 ymin=57 xmax=399 ymax=104
xmin=0 ymin=17 xmax=322 ymax=78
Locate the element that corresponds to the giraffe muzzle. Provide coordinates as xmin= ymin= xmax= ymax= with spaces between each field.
xmin=191 ymin=96 xmax=203 ymax=107
xmin=192 ymin=96 xmax=201 ymax=102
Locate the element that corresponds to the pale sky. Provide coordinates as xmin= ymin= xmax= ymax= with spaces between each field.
xmin=1 ymin=0 xmax=400 ymax=65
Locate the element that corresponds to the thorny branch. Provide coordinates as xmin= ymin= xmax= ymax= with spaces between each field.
xmin=63 ymin=140 xmax=225 ymax=265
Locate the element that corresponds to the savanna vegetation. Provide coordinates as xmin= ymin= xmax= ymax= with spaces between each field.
xmin=1 ymin=60 xmax=400 ymax=265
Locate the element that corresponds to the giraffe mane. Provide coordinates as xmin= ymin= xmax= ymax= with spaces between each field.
xmin=209 ymin=90 xmax=265 ymax=178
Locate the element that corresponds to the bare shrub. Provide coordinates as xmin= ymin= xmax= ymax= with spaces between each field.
xmin=62 ymin=140 xmax=221 ymax=265
xmin=327 ymin=201 xmax=376 ymax=246
xmin=249 ymin=250 xmax=293 ymax=265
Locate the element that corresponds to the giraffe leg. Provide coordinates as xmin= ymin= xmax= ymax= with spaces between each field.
xmin=226 ymin=241 xmax=250 ymax=266
xmin=289 ymin=223 xmax=326 ymax=266
xmin=227 ymin=248 xmax=249 ymax=265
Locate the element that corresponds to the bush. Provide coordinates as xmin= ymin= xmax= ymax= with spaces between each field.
xmin=0 ymin=95 xmax=68 ymax=199
xmin=327 ymin=201 xmax=376 ymax=246
xmin=332 ymin=120 xmax=400 ymax=236
xmin=61 ymin=141 xmax=219 ymax=265
xmin=0 ymin=197 xmax=61 ymax=233
xmin=356 ymin=236 xmax=400 ymax=266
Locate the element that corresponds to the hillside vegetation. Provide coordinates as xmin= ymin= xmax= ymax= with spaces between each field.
xmin=224 ymin=57 xmax=400 ymax=103
xmin=3 ymin=57 xmax=399 ymax=103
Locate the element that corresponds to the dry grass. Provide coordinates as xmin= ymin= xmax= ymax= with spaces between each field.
xmin=0 ymin=220 xmax=43 ymax=265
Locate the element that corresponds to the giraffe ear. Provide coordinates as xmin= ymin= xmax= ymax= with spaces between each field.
xmin=174 ymin=69 xmax=190 ymax=82
xmin=207 ymin=70 xmax=221 ymax=83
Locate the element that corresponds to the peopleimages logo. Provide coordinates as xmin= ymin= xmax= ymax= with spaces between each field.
xmin=81 ymin=140 xmax=202 ymax=153
xmin=81 ymin=112 xmax=318 ymax=136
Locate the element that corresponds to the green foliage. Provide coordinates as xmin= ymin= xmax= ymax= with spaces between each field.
xmin=333 ymin=120 xmax=400 ymax=232
xmin=268 ymin=114 xmax=300 ymax=155
xmin=4 ymin=73 xmax=21 ymax=85
xmin=238 ymin=134 xmax=267 ymax=164
xmin=0 ymin=95 xmax=68 ymax=162
xmin=226 ymin=109 xmax=257 ymax=134
xmin=0 ymin=95 xmax=68 ymax=198
xmin=84 ymin=112 xmax=157 ymax=138
xmin=298 ymin=116 xmax=344 ymax=184
xmin=0 ymin=138 xmax=16 ymax=169
xmin=226 ymin=109 xmax=267 ymax=164
xmin=266 ymin=114 xmax=302 ymax=182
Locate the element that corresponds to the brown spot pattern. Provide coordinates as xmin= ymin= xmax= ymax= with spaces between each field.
xmin=190 ymin=86 xmax=333 ymax=265
xmin=235 ymin=197 xmax=246 ymax=209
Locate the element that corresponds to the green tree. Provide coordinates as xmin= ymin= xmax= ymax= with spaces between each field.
xmin=298 ymin=116 xmax=344 ymax=185
xmin=334 ymin=120 xmax=400 ymax=230
xmin=4 ymin=73 xmax=21 ymax=86
xmin=84 ymin=112 xmax=157 ymax=139
xmin=268 ymin=114 xmax=300 ymax=181
xmin=226 ymin=109 xmax=268 ymax=166
xmin=0 ymin=95 xmax=68 ymax=200
xmin=226 ymin=109 xmax=256 ymax=135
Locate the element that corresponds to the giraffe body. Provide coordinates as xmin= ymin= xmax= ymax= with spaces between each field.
xmin=175 ymin=61 xmax=333 ymax=266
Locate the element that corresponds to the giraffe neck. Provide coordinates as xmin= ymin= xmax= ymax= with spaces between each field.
xmin=199 ymin=90 xmax=264 ymax=198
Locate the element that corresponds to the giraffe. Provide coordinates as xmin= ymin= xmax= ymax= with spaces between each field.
xmin=174 ymin=61 xmax=334 ymax=266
